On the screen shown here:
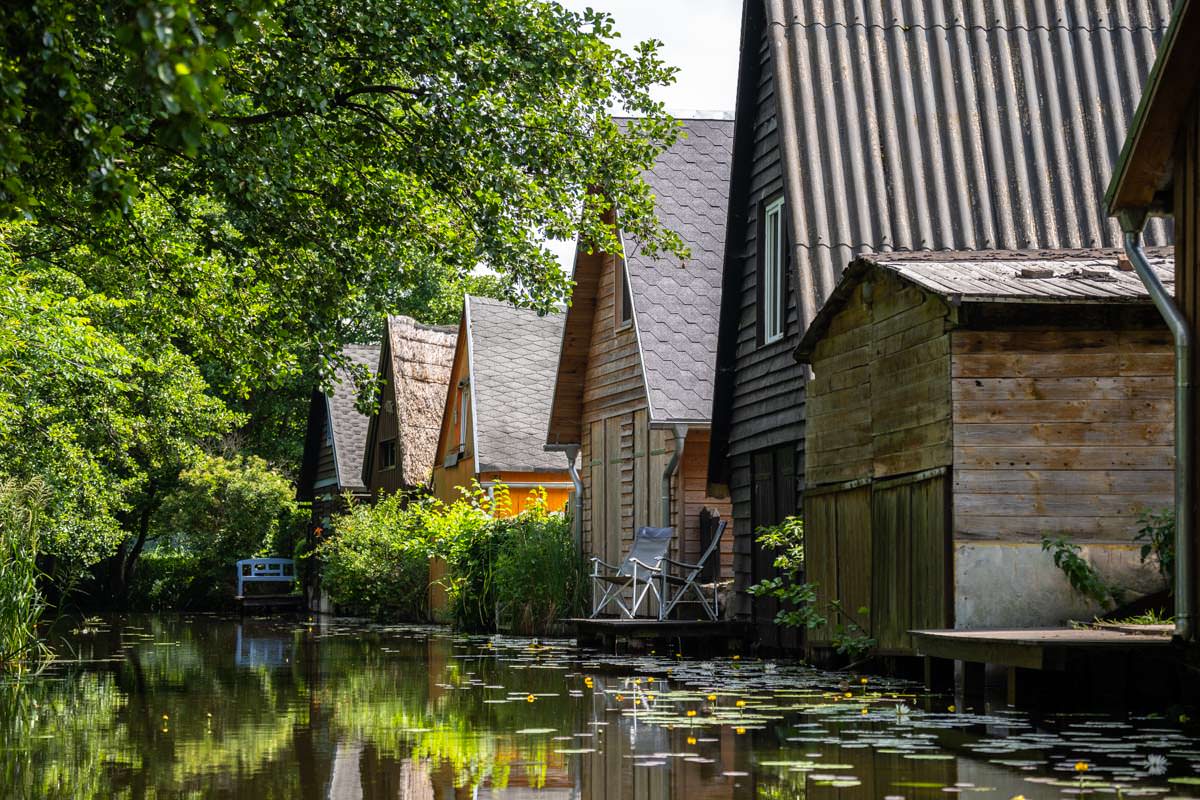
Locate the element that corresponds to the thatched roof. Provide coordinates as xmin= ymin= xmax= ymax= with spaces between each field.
xmin=363 ymin=315 xmax=457 ymax=488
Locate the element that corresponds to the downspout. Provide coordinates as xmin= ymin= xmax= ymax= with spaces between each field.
xmin=1120 ymin=218 xmax=1193 ymax=641
xmin=564 ymin=445 xmax=584 ymax=551
xmin=661 ymin=424 xmax=688 ymax=528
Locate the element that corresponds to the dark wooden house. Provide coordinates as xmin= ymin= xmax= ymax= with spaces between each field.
xmin=797 ymin=251 xmax=1174 ymax=654
xmin=362 ymin=315 xmax=457 ymax=497
xmin=545 ymin=118 xmax=734 ymax=587
xmin=1107 ymin=0 xmax=1200 ymax=642
xmin=708 ymin=0 xmax=1174 ymax=645
xmin=297 ymin=343 xmax=380 ymax=529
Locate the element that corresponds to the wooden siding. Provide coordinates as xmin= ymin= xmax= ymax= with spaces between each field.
xmin=724 ymin=21 xmax=806 ymax=623
xmin=315 ymin=410 xmax=338 ymax=486
xmin=365 ymin=338 xmax=405 ymax=497
xmin=571 ymin=247 xmax=732 ymax=576
xmin=430 ymin=319 xmax=476 ymax=506
xmin=951 ymin=324 xmax=1175 ymax=543
xmin=805 ymin=269 xmax=954 ymax=487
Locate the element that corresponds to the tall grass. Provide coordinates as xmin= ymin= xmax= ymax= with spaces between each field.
xmin=0 ymin=479 xmax=48 ymax=670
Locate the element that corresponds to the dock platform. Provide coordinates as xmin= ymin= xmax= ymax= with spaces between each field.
xmin=568 ymin=618 xmax=750 ymax=653
xmin=912 ymin=626 xmax=1177 ymax=707
xmin=235 ymin=594 xmax=306 ymax=615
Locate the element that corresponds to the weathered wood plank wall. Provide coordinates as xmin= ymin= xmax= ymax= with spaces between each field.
xmin=950 ymin=325 xmax=1175 ymax=543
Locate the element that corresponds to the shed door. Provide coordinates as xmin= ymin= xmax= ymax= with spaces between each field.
xmin=750 ymin=446 xmax=800 ymax=649
xmin=803 ymin=484 xmax=872 ymax=647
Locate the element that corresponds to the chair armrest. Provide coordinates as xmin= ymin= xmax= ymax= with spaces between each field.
xmin=590 ymin=558 xmax=620 ymax=572
xmin=662 ymin=556 xmax=702 ymax=570
xmin=628 ymin=558 xmax=665 ymax=572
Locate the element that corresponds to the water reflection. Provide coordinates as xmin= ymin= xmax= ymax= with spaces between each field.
xmin=0 ymin=615 xmax=1198 ymax=799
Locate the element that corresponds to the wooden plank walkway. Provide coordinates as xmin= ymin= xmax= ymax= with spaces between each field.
xmin=911 ymin=626 xmax=1173 ymax=671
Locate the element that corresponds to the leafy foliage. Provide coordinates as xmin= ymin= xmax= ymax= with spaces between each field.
xmin=128 ymin=453 xmax=303 ymax=608
xmin=0 ymin=0 xmax=683 ymax=600
xmin=1042 ymin=536 xmax=1122 ymax=610
xmin=1136 ymin=508 xmax=1175 ymax=591
xmin=0 ymin=480 xmax=49 ymax=670
xmin=746 ymin=516 xmax=875 ymax=660
xmin=320 ymin=483 xmax=582 ymax=632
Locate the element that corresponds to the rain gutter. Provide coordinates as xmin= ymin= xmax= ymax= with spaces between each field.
xmin=1120 ymin=217 xmax=1193 ymax=641
xmin=661 ymin=424 xmax=687 ymax=528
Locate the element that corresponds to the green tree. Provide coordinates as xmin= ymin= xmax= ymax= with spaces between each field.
xmin=0 ymin=0 xmax=684 ymax=599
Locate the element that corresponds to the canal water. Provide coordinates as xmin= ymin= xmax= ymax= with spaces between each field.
xmin=3 ymin=615 xmax=1199 ymax=799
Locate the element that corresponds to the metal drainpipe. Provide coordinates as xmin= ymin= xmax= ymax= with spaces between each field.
xmin=1120 ymin=220 xmax=1193 ymax=641
xmin=564 ymin=445 xmax=584 ymax=551
xmin=661 ymin=425 xmax=687 ymax=528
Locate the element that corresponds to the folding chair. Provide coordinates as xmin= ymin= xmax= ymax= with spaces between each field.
xmin=590 ymin=527 xmax=674 ymax=619
xmin=660 ymin=520 xmax=728 ymax=621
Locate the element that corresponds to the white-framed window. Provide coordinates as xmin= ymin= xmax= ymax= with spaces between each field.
xmin=458 ymin=384 xmax=469 ymax=449
xmin=615 ymin=261 xmax=633 ymax=330
xmin=762 ymin=196 xmax=786 ymax=345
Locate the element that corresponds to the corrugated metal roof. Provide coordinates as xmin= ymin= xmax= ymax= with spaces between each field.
xmin=873 ymin=248 xmax=1174 ymax=302
xmin=764 ymin=0 xmax=1175 ymax=331
xmin=797 ymin=247 xmax=1175 ymax=358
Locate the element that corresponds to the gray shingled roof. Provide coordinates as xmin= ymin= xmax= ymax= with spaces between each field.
xmin=764 ymin=0 xmax=1175 ymax=332
xmin=627 ymin=118 xmax=734 ymax=422
xmin=798 ymin=247 xmax=1175 ymax=358
xmin=466 ymin=296 xmax=568 ymax=474
xmin=327 ymin=344 xmax=380 ymax=492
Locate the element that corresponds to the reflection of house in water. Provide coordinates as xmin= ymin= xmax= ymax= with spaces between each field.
xmin=234 ymin=622 xmax=295 ymax=668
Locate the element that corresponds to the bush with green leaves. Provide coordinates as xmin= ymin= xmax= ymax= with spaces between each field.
xmin=1136 ymin=508 xmax=1175 ymax=592
xmin=321 ymin=483 xmax=583 ymax=632
xmin=1041 ymin=536 xmax=1122 ymax=610
xmin=747 ymin=515 xmax=875 ymax=660
xmin=127 ymin=453 xmax=303 ymax=608
xmin=0 ymin=479 xmax=49 ymax=670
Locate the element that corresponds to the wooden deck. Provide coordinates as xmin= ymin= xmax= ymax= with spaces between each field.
xmin=235 ymin=594 xmax=306 ymax=615
xmin=568 ymin=618 xmax=750 ymax=652
xmin=911 ymin=626 xmax=1174 ymax=671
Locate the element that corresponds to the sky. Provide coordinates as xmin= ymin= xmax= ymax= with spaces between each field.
xmin=546 ymin=0 xmax=743 ymax=271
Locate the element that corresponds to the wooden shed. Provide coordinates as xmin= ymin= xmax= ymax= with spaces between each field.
xmin=545 ymin=118 xmax=733 ymax=586
xmin=431 ymin=296 xmax=573 ymax=514
xmin=361 ymin=315 xmax=457 ymax=497
xmin=796 ymin=250 xmax=1175 ymax=654
xmin=706 ymin=0 xmax=1173 ymax=649
xmin=297 ymin=343 xmax=380 ymax=530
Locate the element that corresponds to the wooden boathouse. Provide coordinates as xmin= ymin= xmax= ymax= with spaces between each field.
xmin=545 ymin=118 xmax=734 ymax=590
xmin=431 ymin=295 xmax=573 ymax=514
xmin=797 ymin=250 xmax=1175 ymax=655
xmin=297 ymin=343 xmax=380 ymax=530
xmin=706 ymin=0 xmax=1174 ymax=649
xmin=361 ymin=315 xmax=457 ymax=497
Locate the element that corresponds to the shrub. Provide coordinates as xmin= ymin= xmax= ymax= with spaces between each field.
xmin=319 ymin=492 xmax=445 ymax=620
xmin=133 ymin=453 xmax=303 ymax=607
xmin=1041 ymin=536 xmax=1121 ymax=609
xmin=1136 ymin=508 xmax=1175 ymax=591
xmin=321 ymin=484 xmax=583 ymax=632
xmin=0 ymin=479 xmax=49 ymax=670
xmin=747 ymin=515 xmax=875 ymax=660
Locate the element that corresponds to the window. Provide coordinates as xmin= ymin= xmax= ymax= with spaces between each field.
xmin=761 ymin=196 xmax=787 ymax=345
xmin=457 ymin=383 xmax=469 ymax=449
xmin=380 ymin=439 xmax=397 ymax=470
xmin=615 ymin=261 xmax=632 ymax=329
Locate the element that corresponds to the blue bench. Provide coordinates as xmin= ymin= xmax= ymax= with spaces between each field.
xmin=235 ymin=558 xmax=296 ymax=597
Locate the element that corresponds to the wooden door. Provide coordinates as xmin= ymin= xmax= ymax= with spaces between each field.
xmin=750 ymin=446 xmax=800 ymax=648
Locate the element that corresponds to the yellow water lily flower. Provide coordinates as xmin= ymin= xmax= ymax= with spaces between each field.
xmin=735 ymin=727 xmax=746 ymax=735
xmin=948 ymin=704 xmax=956 ymax=713
xmin=687 ymin=709 xmax=697 ymax=717
xmin=860 ymin=677 xmax=868 ymax=685
xmin=526 ymin=694 xmax=536 ymax=703
xmin=735 ymin=700 xmax=746 ymax=708
xmin=687 ymin=736 xmax=697 ymax=745
xmin=707 ymin=693 xmax=717 ymax=702
xmin=1074 ymin=761 xmax=1089 ymax=772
